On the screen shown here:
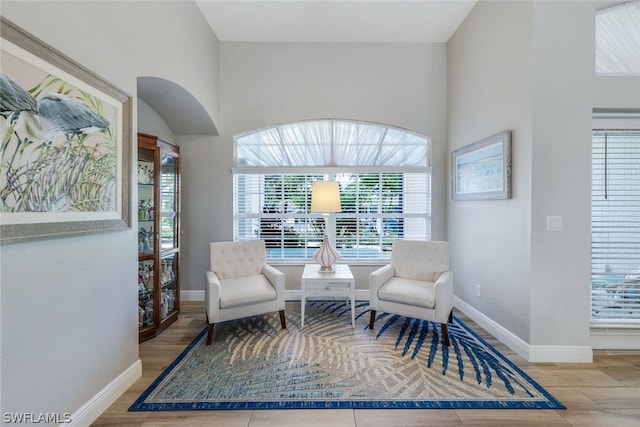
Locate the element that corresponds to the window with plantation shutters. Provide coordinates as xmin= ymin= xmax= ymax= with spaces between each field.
xmin=233 ymin=119 xmax=431 ymax=261
xmin=592 ymin=128 xmax=640 ymax=324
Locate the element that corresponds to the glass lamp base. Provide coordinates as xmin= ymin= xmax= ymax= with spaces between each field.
xmin=313 ymin=234 xmax=340 ymax=272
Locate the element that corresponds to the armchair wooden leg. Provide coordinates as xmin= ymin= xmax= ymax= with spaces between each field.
xmin=369 ymin=310 xmax=376 ymax=330
xmin=441 ymin=323 xmax=451 ymax=347
xmin=206 ymin=323 xmax=215 ymax=345
xmin=279 ymin=310 xmax=287 ymax=329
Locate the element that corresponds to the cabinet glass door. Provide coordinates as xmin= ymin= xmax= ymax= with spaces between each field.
xmin=138 ymin=148 xmax=155 ymax=256
xmin=160 ymin=153 xmax=179 ymax=251
xmin=160 ymin=253 xmax=179 ymax=321
xmin=138 ymin=259 xmax=155 ymax=328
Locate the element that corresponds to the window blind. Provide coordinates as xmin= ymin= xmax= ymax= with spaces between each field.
xmin=592 ymin=129 xmax=640 ymax=324
xmin=235 ymin=173 xmax=323 ymax=260
xmin=234 ymin=172 xmax=430 ymax=261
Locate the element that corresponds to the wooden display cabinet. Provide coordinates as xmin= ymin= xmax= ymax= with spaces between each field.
xmin=137 ymin=133 xmax=180 ymax=342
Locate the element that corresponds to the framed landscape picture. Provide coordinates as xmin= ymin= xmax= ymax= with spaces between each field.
xmin=451 ymin=130 xmax=512 ymax=201
xmin=0 ymin=17 xmax=132 ymax=244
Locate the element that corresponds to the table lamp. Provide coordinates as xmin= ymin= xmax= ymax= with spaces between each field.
xmin=311 ymin=181 xmax=341 ymax=272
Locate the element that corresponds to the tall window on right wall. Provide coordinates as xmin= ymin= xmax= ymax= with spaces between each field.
xmin=591 ymin=1 xmax=640 ymax=326
xmin=591 ymin=122 xmax=640 ymax=325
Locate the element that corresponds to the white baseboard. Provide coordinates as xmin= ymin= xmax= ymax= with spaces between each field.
xmin=454 ymin=296 xmax=592 ymax=363
xmin=182 ymin=289 xmax=370 ymax=302
xmin=181 ymin=290 xmax=205 ymax=301
xmin=65 ymin=359 xmax=142 ymax=427
xmin=454 ymin=296 xmax=530 ymax=361
xmin=529 ymin=345 xmax=593 ymax=363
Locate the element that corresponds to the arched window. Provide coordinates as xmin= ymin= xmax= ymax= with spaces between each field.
xmin=596 ymin=1 xmax=640 ymax=75
xmin=233 ymin=119 xmax=431 ymax=262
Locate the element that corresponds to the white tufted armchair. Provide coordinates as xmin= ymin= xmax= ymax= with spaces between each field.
xmin=205 ymin=240 xmax=286 ymax=345
xmin=369 ymin=240 xmax=454 ymax=346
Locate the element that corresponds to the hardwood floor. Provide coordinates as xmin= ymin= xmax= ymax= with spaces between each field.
xmin=93 ymin=302 xmax=640 ymax=426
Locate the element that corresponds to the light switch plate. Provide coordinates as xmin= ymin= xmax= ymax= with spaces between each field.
xmin=546 ymin=215 xmax=563 ymax=231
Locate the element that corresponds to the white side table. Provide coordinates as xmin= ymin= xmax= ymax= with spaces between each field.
xmin=300 ymin=263 xmax=355 ymax=328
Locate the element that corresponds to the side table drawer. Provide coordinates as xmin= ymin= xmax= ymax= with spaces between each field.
xmin=304 ymin=281 xmax=351 ymax=291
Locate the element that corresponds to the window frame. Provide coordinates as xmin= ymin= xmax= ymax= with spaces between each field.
xmin=591 ymin=113 xmax=640 ymax=328
xmin=232 ymin=120 xmax=432 ymax=264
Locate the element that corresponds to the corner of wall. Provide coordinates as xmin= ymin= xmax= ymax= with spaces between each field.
xmin=455 ymin=296 xmax=593 ymax=363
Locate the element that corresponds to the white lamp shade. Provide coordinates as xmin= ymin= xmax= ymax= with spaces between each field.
xmin=311 ymin=181 xmax=341 ymax=213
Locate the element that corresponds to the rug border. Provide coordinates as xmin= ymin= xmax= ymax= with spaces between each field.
xmin=129 ymin=310 xmax=565 ymax=411
xmin=452 ymin=317 xmax=565 ymax=410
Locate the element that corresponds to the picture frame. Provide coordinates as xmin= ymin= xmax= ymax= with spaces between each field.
xmin=451 ymin=130 xmax=512 ymax=201
xmin=0 ymin=17 xmax=132 ymax=244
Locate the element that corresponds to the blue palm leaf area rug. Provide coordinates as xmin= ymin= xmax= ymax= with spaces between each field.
xmin=130 ymin=302 xmax=564 ymax=411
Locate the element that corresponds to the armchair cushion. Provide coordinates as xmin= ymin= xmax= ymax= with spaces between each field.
xmin=219 ymin=274 xmax=277 ymax=309
xmin=210 ymin=240 xmax=266 ymax=280
xmin=378 ymin=277 xmax=436 ymax=309
xmin=391 ymin=240 xmax=449 ymax=281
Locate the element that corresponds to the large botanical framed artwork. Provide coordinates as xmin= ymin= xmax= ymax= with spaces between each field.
xmin=0 ymin=17 xmax=132 ymax=243
xmin=451 ymin=130 xmax=512 ymax=201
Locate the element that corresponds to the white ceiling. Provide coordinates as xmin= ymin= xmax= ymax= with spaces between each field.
xmin=195 ymin=0 xmax=478 ymax=43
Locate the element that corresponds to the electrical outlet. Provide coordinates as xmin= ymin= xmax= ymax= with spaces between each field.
xmin=475 ymin=284 xmax=481 ymax=297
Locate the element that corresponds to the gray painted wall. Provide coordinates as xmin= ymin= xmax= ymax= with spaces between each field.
xmin=448 ymin=0 xmax=601 ymax=352
xmin=529 ymin=1 xmax=594 ymax=348
xmin=447 ymin=0 xmax=534 ymax=342
xmin=178 ymin=42 xmax=449 ymax=293
xmin=138 ymin=98 xmax=175 ymax=143
xmin=594 ymin=76 xmax=640 ymax=109
xmin=0 ymin=0 xmax=219 ymax=420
